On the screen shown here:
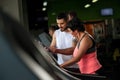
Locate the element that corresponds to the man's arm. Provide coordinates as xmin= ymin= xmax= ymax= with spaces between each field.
xmin=49 ymin=38 xmax=77 ymax=55
xmin=49 ymin=32 xmax=56 ymax=49
xmin=55 ymin=47 xmax=75 ymax=55
xmin=55 ymin=38 xmax=77 ymax=55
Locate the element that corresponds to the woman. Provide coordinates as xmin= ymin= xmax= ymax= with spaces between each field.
xmin=67 ymin=11 xmax=78 ymax=21
xmin=48 ymin=24 xmax=58 ymax=37
xmin=60 ymin=18 xmax=102 ymax=74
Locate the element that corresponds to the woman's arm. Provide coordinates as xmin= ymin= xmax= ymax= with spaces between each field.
xmin=60 ymin=35 xmax=92 ymax=67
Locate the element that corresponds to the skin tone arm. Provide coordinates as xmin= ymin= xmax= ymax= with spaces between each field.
xmin=49 ymin=32 xmax=56 ymax=48
xmin=49 ymin=32 xmax=77 ymax=55
xmin=54 ymin=39 xmax=77 ymax=55
xmin=60 ymin=35 xmax=93 ymax=67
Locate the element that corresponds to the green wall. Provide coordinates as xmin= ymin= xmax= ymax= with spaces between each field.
xmin=47 ymin=0 xmax=120 ymax=25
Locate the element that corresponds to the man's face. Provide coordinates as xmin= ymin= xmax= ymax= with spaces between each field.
xmin=56 ymin=19 xmax=67 ymax=31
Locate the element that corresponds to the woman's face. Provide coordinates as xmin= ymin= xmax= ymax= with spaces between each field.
xmin=49 ymin=29 xmax=54 ymax=37
xmin=68 ymin=28 xmax=77 ymax=38
xmin=68 ymin=15 xmax=73 ymax=21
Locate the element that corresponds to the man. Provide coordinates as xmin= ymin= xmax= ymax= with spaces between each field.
xmin=49 ymin=12 xmax=79 ymax=72
xmin=48 ymin=24 xmax=58 ymax=37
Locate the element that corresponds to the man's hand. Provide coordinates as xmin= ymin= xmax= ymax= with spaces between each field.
xmin=49 ymin=47 xmax=57 ymax=53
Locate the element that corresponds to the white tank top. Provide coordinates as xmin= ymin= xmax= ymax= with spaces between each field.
xmin=55 ymin=29 xmax=78 ymax=68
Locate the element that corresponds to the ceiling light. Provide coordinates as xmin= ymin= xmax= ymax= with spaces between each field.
xmin=43 ymin=1 xmax=47 ymax=6
xmin=84 ymin=4 xmax=91 ymax=8
xmin=92 ymin=0 xmax=98 ymax=3
xmin=42 ymin=7 xmax=46 ymax=11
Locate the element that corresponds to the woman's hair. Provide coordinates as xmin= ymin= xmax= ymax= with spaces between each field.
xmin=67 ymin=11 xmax=77 ymax=18
xmin=67 ymin=18 xmax=85 ymax=32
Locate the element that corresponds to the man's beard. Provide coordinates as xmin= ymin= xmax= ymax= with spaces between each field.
xmin=60 ymin=27 xmax=67 ymax=32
